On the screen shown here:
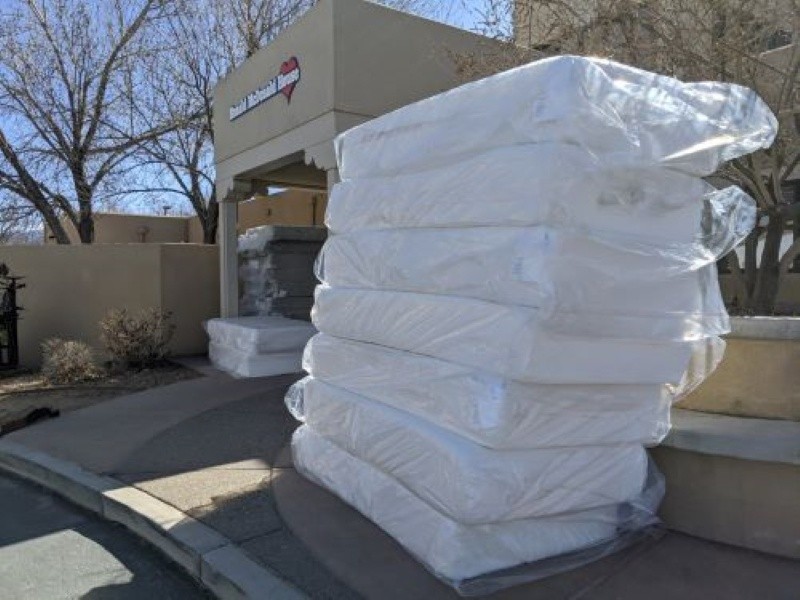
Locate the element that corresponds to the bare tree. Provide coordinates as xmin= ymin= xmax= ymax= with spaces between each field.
xmin=0 ymin=0 xmax=178 ymax=244
xmin=126 ymin=0 xmax=316 ymax=244
xmin=134 ymin=0 xmax=456 ymax=244
xmin=0 ymin=196 xmax=39 ymax=244
xmin=462 ymin=0 xmax=800 ymax=314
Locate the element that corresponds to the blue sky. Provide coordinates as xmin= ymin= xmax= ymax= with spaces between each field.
xmin=443 ymin=1 xmax=483 ymax=30
xmin=410 ymin=0 xmax=487 ymax=32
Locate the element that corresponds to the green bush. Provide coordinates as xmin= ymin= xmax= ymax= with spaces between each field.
xmin=41 ymin=338 xmax=99 ymax=384
xmin=99 ymin=308 xmax=175 ymax=370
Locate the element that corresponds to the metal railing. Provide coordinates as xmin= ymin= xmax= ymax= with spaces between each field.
xmin=0 ymin=264 xmax=24 ymax=369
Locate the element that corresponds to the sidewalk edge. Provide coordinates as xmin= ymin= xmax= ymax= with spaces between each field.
xmin=0 ymin=438 xmax=307 ymax=600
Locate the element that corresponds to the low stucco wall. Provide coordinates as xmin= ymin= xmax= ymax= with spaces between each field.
xmin=238 ymin=190 xmax=327 ymax=231
xmin=651 ymin=443 xmax=800 ymax=559
xmin=46 ymin=213 xmax=197 ymax=244
xmin=0 ymin=244 xmax=219 ymax=367
xmin=676 ymin=318 xmax=800 ymax=421
xmin=160 ymin=244 xmax=220 ymax=356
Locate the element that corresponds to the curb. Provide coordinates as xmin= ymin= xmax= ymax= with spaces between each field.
xmin=0 ymin=439 xmax=307 ymax=600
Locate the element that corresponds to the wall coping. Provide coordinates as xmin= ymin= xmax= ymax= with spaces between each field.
xmin=662 ymin=408 xmax=800 ymax=466
xmin=728 ymin=316 xmax=800 ymax=340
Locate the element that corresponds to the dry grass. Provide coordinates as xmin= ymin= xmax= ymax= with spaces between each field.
xmin=0 ymin=362 xmax=199 ymax=425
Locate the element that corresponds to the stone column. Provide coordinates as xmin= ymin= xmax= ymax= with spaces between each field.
xmin=216 ymin=177 xmax=253 ymax=318
xmin=219 ymin=201 xmax=239 ymax=318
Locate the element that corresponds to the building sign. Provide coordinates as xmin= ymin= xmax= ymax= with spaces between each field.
xmin=229 ymin=57 xmax=301 ymax=121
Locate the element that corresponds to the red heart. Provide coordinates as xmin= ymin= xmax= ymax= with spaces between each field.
xmin=279 ymin=57 xmax=300 ymax=102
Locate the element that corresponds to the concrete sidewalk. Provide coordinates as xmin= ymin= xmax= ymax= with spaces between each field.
xmin=1 ymin=361 xmax=799 ymax=599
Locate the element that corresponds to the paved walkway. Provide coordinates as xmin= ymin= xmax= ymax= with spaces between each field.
xmin=0 ymin=472 xmax=208 ymax=599
xmin=2 ymin=360 xmax=799 ymax=599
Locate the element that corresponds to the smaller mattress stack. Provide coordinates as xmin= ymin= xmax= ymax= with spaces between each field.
xmin=238 ymin=226 xmax=326 ymax=321
xmin=206 ymin=316 xmax=315 ymax=378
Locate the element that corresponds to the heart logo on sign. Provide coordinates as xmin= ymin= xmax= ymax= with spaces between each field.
xmin=279 ymin=57 xmax=300 ymax=102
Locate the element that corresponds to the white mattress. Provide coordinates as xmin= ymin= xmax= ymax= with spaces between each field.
xmin=296 ymin=335 xmax=673 ymax=448
xmin=317 ymin=227 xmax=730 ymax=340
xmin=204 ymin=316 xmax=316 ymax=353
xmin=296 ymin=380 xmax=648 ymax=524
xmin=293 ymin=425 xmax=639 ymax=583
xmin=327 ymin=144 xmax=756 ymax=251
xmin=312 ymin=286 xmax=723 ymax=384
xmin=335 ymin=56 xmax=775 ymax=179
xmin=208 ymin=342 xmax=302 ymax=378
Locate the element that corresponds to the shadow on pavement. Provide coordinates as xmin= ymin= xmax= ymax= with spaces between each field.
xmin=0 ymin=473 xmax=207 ymax=600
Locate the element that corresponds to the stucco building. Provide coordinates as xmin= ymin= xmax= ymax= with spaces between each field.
xmin=43 ymin=188 xmax=325 ymax=244
xmin=212 ymin=0 xmax=503 ymax=316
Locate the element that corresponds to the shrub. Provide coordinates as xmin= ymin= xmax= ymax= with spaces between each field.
xmin=41 ymin=338 xmax=99 ymax=384
xmin=99 ymin=308 xmax=176 ymax=369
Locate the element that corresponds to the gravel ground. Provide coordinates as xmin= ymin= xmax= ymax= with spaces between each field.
xmin=0 ymin=363 xmax=200 ymax=430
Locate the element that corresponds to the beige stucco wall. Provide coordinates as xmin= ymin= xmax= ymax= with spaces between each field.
xmin=651 ymin=445 xmax=800 ymax=559
xmin=45 ymin=213 xmax=196 ymax=245
xmin=213 ymin=0 xmax=504 ymax=199
xmin=238 ymin=190 xmax=327 ymax=231
xmin=676 ymin=336 xmax=800 ymax=420
xmin=331 ymin=0 xmax=498 ymax=119
xmin=0 ymin=244 xmax=219 ymax=367
xmin=41 ymin=189 xmax=325 ymax=245
xmin=187 ymin=216 xmax=206 ymax=244
xmin=213 ymin=0 xmax=336 ymax=167
xmin=160 ymin=244 xmax=220 ymax=356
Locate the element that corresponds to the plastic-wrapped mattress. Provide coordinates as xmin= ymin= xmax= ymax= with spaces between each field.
xmin=293 ymin=378 xmax=648 ymax=524
xmin=327 ymin=145 xmax=755 ymax=248
xmin=293 ymin=425 xmax=659 ymax=584
xmin=287 ymin=54 xmax=776 ymax=593
xmin=316 ymin=227 xmax=732 ymax=339
xmin=335 ymin=56 xmax=776 ymax=179
xmin=294 ymin=334 xmax=673 ymax=448
xmin=207 ymin=343 xmax=302 ymax=378
xmin=204 ymin=316 xmax=316 ymax=354
xmin=312 ymin=286 xmax=724 ymax=384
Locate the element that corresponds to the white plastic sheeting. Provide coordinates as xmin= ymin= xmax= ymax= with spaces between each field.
xmin=205 ymin=316 xmax=316 ymax=354
xmin=295 ymin=334 xmax=673 ymax=448
xmin=289 ymin=377 xmax=647 ymax=523
xmin=335 ymin=56 xmax=776 ymax=179
xmin=205 ymin=316 xmax=314 ymax=378
xmin=237 ymin=226 xmax=324 ymax=320
xmin=288 ymin=55 xmax=775 ymax=592
xmin=208 ymin=343 xmax=302 ymax=378
xmin=293 ymin=425 xmax=659 ymax=584
xmin=312 ymin=286 xmax=725 ymax=383
xmin=238 ymin=225 xmax=281 ymax=253
xmin=327 ymin=145 xmax=755 ymax=245
xmin=316 ymin=228 xmax=732 ymax=340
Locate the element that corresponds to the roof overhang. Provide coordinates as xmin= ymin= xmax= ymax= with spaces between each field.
xmin=213 ymin=0 xmax=504 ymax=199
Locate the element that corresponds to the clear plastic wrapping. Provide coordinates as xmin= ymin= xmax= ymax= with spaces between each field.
xmin=312 ymin=285 xmax=725 ymax=384
xmin=289 ymin=376 xmax=648 ymax=524
xmin=204 ymin=316 xmax=316 ymax=354
xmin=335 ymin=56 xmax=777 ymax=180
xmin=316 ymin=227 xmax=734 ymax=340
xmin=293 ymin=334 xmax=673 ymax=448
xmin=207 ymin=343 xmax=302 ymax=378
xmin=237 ymin=224 xmax=327 ymax=255
xmin=328 ymin=144 xmax=756 ymax=249
xmin=287 ymin=54 xmax=774 ymax=594
xmin=292 ymin=425 xmax=663 ymax=591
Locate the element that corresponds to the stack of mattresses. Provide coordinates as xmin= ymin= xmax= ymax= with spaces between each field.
xmin=238 ymin=226 xmax=326 ymax=321
xmin=206 ymin=316 xmax=315 ymax=378
xmin=286 ymin=56 xmax=776 ymax=594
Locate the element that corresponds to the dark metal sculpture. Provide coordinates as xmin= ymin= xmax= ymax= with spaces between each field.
xmin=0 ymin=263 xmax=24 ymax=369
